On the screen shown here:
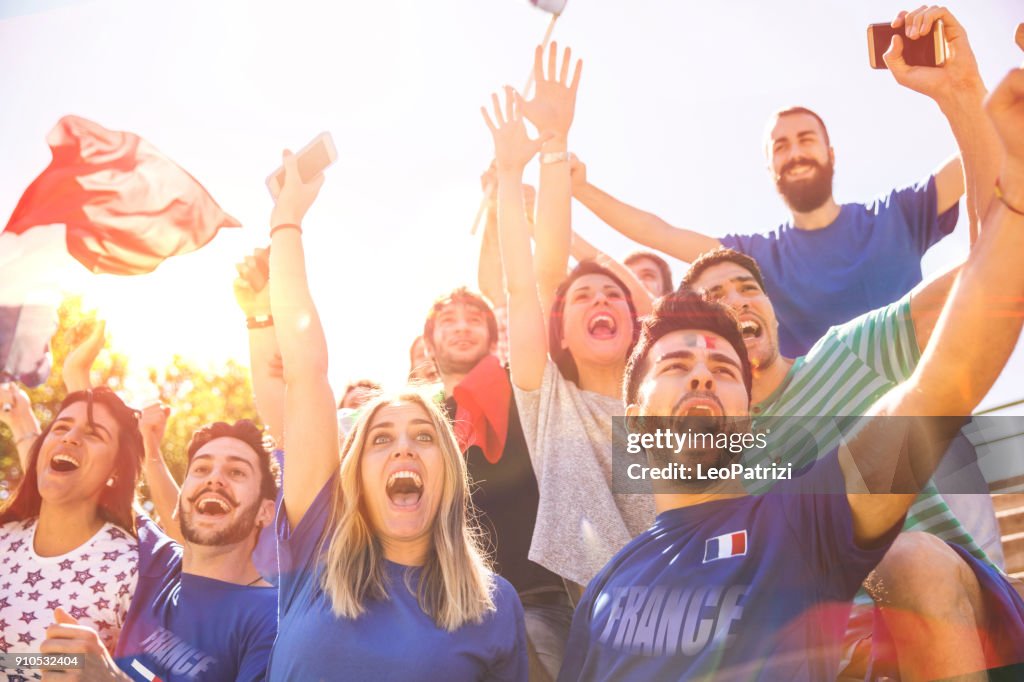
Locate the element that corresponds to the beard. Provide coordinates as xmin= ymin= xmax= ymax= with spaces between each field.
xmin=636 ymin=393 xmax=753 ymax=494
xmin=433 ymin=344 xmax=489 ymax=377
xmin=776 ymin=157 xmax=834 ymax=213
xmin=180 ymin=493 xmax=261 ymax=547
xmin=747 ymin=323 xmax=780 ymax=371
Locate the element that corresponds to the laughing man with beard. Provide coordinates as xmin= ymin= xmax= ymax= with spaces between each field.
xmin=565 ymin=9 xmax=1001 ymax=357
xmin=113 ymin=420 xmax=278 ymax=681
xmin=42 ymin=420 xmax=279 ymax=681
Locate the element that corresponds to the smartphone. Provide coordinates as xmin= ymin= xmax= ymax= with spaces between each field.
xmin=265 ymin=131 xmax=337 ymax=197
xmin=867 ymin=20 xmax=946 ymax=70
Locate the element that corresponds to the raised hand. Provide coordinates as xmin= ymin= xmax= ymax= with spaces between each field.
xmin=63 ymin=319 xmax=105 ymax=381
xmin=884 ymin=6 xmax=983 ymax=105
xmin=568 ymin=154 xmax=587 ymax=195
xmin=481 ymin=86 xmax=551 ymax=173
xmin=139 ymin=403 xmax=170 ymax=450
xmin=62 ymin=319 xmax=106 ymax=393
xmin=0 ymin=381 xmax=31 ymax=427
xmin=519 ymin=42 xmax=582 ymax=141
xmin=233 ymin=247 xmax=271 ymax=319
xmin=270 ymin=150 xmax=325 ymax=228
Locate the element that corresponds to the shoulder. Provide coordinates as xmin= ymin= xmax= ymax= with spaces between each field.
xmin=133 ymin=516 xmax=181 ymax=578
xmin=490 ymin=574 xmax=522 ymax=615
xmin=95 ymin=522 xmax=139 ymax=553
xmin=0 ymin=517 xmax=35 ymax=538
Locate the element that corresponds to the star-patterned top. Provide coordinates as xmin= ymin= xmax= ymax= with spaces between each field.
xmin=0 ymin=518 xmax=138 ymax=680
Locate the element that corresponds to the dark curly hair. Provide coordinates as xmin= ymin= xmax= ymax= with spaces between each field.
xmin=680 ymin=247 xmax=767 ymax=294
xmin=187 ymin=420 xmax=279 ymax=502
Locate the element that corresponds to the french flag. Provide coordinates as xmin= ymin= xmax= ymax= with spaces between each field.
xmin=0 ymin=115 xmax=237 ymax=386
xmin=703 ymin=530 xmax=748 ymax=563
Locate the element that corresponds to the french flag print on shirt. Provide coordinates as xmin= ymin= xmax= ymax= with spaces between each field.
xmin=703 ymin=530 xmax=748 ymax=563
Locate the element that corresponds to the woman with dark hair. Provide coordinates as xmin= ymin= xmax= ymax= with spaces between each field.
xmin=0 ymin=386 xmax=142 ymax=672
xmin=481 ymin=44 xmax=655 ymax=589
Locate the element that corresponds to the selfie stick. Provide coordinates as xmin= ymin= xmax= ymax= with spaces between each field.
xmin=471 ymin=12 xmax=561 ymax=236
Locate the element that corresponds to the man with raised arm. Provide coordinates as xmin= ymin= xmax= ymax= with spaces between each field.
xmin=558 ymin=55 xmax=1024 ymax=680
xmin=570 ymin=8 xmax=1000 ymax=356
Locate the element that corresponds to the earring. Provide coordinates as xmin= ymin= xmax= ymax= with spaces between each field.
xmin=106 ymin=477 xmax=115 ymax=487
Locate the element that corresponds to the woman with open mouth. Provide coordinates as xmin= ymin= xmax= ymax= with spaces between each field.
xmin=265 ymin=150 xmax=527 ymax=681
xmin=0 ymin=385 xmax=143 ymax=672
xmin=481 ymin=43 xmax=657 ymax=594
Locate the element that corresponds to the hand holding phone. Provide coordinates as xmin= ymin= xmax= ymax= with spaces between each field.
xmin=868 ymin=20 xmax=945 ymax=70
xmin=871 ymin=7 xmax=982 ymax=107
xmin=266 ymin=131 xmax=337 ymax=198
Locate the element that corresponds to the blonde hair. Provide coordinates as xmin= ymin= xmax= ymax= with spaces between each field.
xmin=319 ymin=391 xmax=495 ymax=631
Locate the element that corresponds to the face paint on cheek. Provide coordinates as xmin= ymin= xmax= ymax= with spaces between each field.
xmin=681 ymin=333 xmax=717 ymax=349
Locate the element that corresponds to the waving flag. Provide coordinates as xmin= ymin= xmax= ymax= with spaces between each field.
xmin=2 ymin=115 xmax=239 ymax=275
xmin=0 ymin=115 xmax=238 ymax=384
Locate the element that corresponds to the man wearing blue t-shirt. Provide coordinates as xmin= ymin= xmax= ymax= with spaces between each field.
xmin=559 ymin=62 xmax=1024 ymax=676
xmin=40 ymin=420 xmax=279 ymax=681
xmin=568 ymin=10 xmax=1000 ymax=357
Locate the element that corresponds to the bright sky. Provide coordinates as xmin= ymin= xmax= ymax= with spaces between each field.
xmin=1 ymin=0 xmax=1021 ymax=412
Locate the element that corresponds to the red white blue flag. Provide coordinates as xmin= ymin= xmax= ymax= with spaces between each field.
xmin=0 ymin=115 xmax=238 ymax=385
xmin=2 ymin=115 xmax=239 ymax=276
xmin=703 ymin=530 xmax=748 ymax=563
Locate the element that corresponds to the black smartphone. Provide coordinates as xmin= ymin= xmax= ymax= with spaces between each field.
xmin=867 ymin=20 xmax=946 ymax=70
xmin=265 ymin=131 xmax=337 ymax=197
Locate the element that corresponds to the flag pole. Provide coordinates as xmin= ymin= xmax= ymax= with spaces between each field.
xmin=471 ymin=11 xmax=561 ymax=236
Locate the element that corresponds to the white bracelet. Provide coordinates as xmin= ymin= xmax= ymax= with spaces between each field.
xmin=540 ymin=151 xmax=570 ymax=165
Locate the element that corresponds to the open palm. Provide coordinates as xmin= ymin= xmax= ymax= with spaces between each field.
xmin=482 ymin=86 xmax=547 ymax=172
xmin=519 ymin=41 xmax=582 ymax=139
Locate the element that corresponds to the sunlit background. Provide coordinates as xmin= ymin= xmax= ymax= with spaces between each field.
xmin=0 ymin=0 xmax=1021 ymax=411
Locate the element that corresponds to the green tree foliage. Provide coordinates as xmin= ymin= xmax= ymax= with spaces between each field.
xmin=0 ymin=296 xmax=257 ymax=502
xmin=151 ymin=356 xmax=257 ymax=482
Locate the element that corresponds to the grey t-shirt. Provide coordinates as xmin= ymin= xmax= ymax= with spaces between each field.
xmin=513 ymin=361 xmax=655 ymax=586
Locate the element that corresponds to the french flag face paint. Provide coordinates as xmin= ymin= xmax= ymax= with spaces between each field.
xmin=681 ymin=333 xmax=718 ymax=350
xmin=702 ymin=530 xmax=748 ymax=563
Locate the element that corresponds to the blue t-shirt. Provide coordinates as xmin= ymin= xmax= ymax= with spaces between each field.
xmin=251 ymin=449 xmax=285 ymax=583
xmin=557 ymin=456 xmax=900 ymax=682
xmin=268 ymin=474 xmax=528 ymax=682
xmin=114 ymin=517 xmax=278 ymax=682
xmin=720 ymin=176 xmax=958 ymax=357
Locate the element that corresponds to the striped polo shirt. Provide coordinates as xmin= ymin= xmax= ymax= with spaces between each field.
xmin=745 ymin=294 xmax=990 ymax=566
